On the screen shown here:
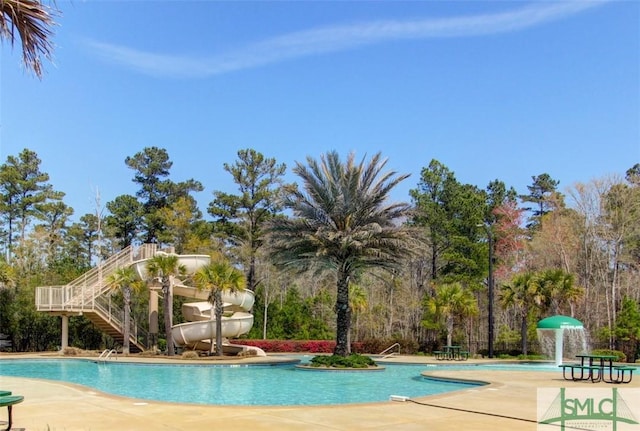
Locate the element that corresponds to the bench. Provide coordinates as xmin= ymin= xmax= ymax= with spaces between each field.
xmin=611 ymin=366 xmax=637 ymax=384
xmin=0 ymin=395 xmax=23 ymax=431
xmin=559 ymin=364 xmax=603 ymax=382
xmin=433 ymin=349 xmax=469 ymax=360
xmin=559 ymin=363 xmax=579 ymax=380
xmin=433 ymin=351 xmax=445 ymax=360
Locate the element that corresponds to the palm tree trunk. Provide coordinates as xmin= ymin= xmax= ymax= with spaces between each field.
xmin=334 ymin=272 xmax=351 ymax=356
xmin=215 ymin=291 xmax=223 ymax=356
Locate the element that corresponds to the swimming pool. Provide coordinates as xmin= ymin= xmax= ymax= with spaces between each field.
xmin=421 ymin=361 xmax=560 ymax=372
xmin=0 ymin=358 xmax=483 ymax=406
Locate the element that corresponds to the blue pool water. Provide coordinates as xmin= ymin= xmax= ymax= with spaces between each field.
xmin=0 ymin=357 xmax=483 ymax=406
xmin=422 ymin=361 xmax=560 ymax=372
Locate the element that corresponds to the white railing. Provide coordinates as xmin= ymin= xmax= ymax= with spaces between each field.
xmin=379 ymin=342 xmax=401 ymax=359
xmin=35 ymin=244 xmax=157 ymax=311
xmin=66 ymin=244 xmax=157 ymax=307
xmin=35 ymin=244 xmax=156 ymax=349
xmin=92 ymin=295 xmax=147 ymax=346
xmin=98 ymin=349 xmax=117 ymax=361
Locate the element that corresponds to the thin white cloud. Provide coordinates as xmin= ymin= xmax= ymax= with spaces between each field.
xmin=85 ymin=1 xmax=607 ymax=79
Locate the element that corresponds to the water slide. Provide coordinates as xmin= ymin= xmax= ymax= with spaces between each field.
xmin=171 ymin=288 xmax=261 ymax=355
xmin=130 ymin=252 xmax=265 ymax=356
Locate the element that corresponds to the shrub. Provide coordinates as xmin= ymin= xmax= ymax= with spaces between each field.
xmin=516 ymin=354 xmax=547 ymax=360
xmin=181 ymin=351 xmax=199 ymax=360
xmin=591 ymin=349 xmax=626 ymax=362
xmin=157 ymin=339 xmax=167 ymax=353
xmin=309 ymin=354 xmax=377 ymax=368
xmin=359 ymin=338 xmax=419 ymax=355
xmin=62 ymin=346 xmax=87 ymax=356
xmin=359 ymin=338 xmax=387 ymax=354
xmin=231 ymin=339 xmax=410 ymax=354
xmin=237 ymin=349 xmax=258 ymax=358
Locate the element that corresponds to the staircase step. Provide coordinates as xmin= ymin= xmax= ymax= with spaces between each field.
xmin=84 ymin=312 xmax=145 ymax=353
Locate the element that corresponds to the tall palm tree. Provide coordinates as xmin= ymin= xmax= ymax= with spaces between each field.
xmin=426 ymin=282 xmax=478 ymax=347
xmin=500 ymin=272 xmax=545 ymax=355
xmin=106 ymin=266 xmax=144 ymax=355
xmin=268 ymin=151 xmax=414 ymax=356
xmin=146 ymin=253 xmax=186 ymax=356
xmin=0 ymin=0 xmax=56 ymax=77
xmin=193 ymin=259 xmax=246 ymax=356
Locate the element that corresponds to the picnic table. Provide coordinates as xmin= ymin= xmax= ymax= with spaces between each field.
xmin=559 ymin=354 xmax=636 ymax=384
xmin=0 ymin=393 xmax=23 ymax=431
xmin=433 ymin=346 xmax=469 ymax=361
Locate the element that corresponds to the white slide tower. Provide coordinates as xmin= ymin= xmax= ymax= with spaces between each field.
xmin=131 ymin=252 xmax=265 ymax=356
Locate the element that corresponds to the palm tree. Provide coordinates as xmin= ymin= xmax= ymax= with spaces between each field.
xmin=426 ymin=282 xmax=478 ymax=347
xmin=349 ymin=283 xmax=368 ymax=344
xmin=539 ymin=269 xmax=582 ymax=316
xmin=500 ymin=272 xmax=545 ymax=355
xmin=106 ymin=266 xmax=144 ymax=355
xmin=193 ymin=258 xmax=246 ymax=356
xmin=0 ymin=0 xmax=57 ymax=77
xmin=268 ymin=151 xmax=414 ymax=356
xmin=0 ymin=260 xmax=15 ymax=288
xmin=146 ymin=253 xmax=186 ymax=356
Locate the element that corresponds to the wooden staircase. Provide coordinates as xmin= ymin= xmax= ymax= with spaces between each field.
xmin=35 ymin=244 xmax=157 ymax=353
xmin=84 ymin=309 xmax=143 ymax=353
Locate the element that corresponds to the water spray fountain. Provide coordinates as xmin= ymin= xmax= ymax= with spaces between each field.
xmin=536 ymin=315 xmax=587 ymax=366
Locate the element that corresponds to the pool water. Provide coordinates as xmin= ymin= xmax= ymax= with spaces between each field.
xmin=0 ymin=358 xmax=482 ymax=406
xmin=422 ymin=361 xmax=560 ymax=372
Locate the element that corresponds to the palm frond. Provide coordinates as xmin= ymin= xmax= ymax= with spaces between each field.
xmin=268 ymin=151 xmax=414 ymax=278
xmin=0 ymin=0 xmax=57 ymax=77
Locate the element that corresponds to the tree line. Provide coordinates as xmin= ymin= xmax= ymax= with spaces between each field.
xmin=0 ymin=147 xmax=638 ymax=360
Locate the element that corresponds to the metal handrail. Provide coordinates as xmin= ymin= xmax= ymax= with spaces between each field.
xmin=98 ymin=349 xmax=117 ymax=361
xmin=379 ymin=342 xmax=401 ymax=359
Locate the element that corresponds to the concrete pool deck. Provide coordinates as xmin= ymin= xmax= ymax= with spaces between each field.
xmin=1 ymin=353 xmax=639 ymax=430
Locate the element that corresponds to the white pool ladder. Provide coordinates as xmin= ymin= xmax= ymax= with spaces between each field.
xmin=379 ymin=343 xmax=400 ymax=359
xmin=98 ymin=349 xmax=118 ymax=362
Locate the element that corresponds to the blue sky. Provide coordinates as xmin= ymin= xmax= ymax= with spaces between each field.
xmin=1 ymin=1 xmax=638 ymax=220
